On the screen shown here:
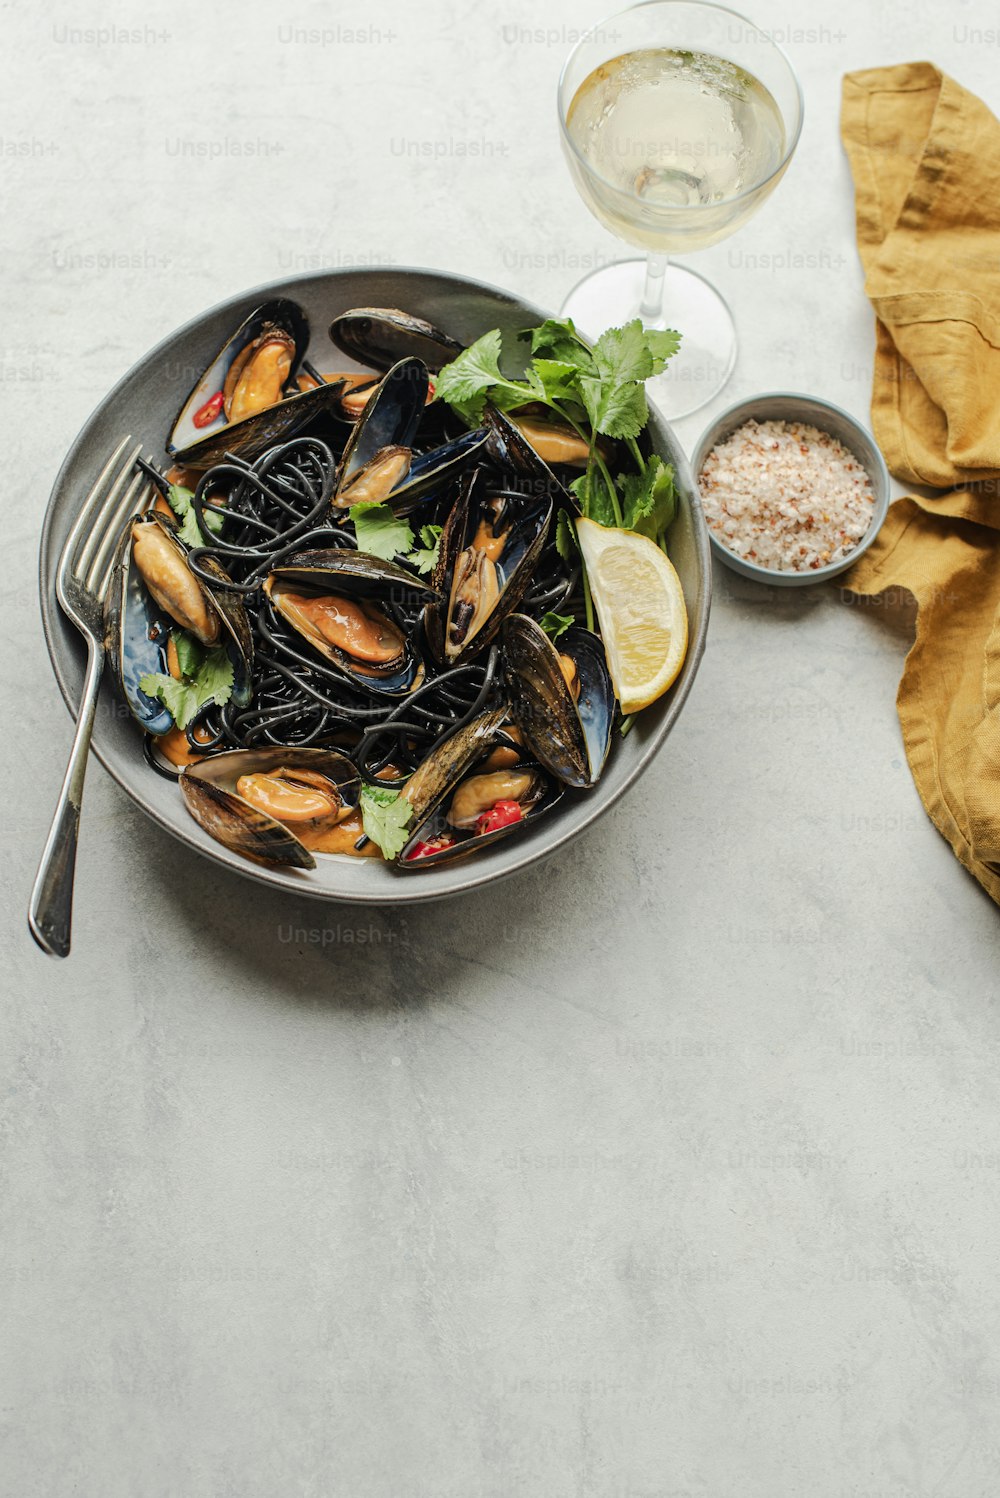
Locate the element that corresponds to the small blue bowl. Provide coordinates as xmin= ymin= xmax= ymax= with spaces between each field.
xmin=692 ymin=392 xmax=891 ymax=586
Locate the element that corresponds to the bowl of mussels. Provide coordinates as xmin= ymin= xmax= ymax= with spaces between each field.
xmin=39 ymin=267 xmax=711 ymax=903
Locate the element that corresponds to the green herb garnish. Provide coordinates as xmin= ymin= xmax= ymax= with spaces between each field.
xmin=432 ymin=316 xmax=680 ymax=552
xmin=540 ymin=611 xmax=575 ymax=641
xmin=359 ymin=784 xmax=413 ymax=860
xmin=166 ymin=484 xmax=225 ymax=548
xmin=407 ymin=523 xmax=442 ymax=577
xmin=139 ymin=631 xmax=234 ymax=730
xmin=349 ymin=502 xmax=415 ymax=564
xmin=349 ymin=505 xmax=443 ymax=577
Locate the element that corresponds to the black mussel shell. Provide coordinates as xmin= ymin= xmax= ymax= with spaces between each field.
xmin=329 ymin=307 xmax=464 ymax=373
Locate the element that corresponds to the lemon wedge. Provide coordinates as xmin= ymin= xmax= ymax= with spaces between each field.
xmin=575 ymin=517 xmax=688 ymax=714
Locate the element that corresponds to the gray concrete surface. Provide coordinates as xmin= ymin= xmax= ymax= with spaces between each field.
xmin=5 ymin=3 xmax=1000 ymax=1495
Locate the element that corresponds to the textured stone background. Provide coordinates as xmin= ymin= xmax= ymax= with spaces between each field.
xmin=5 ymin=2 xmax=1000 ymax=1495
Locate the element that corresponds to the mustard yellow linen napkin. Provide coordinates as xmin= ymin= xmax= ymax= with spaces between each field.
xmin=842 ymin=64 xmax=1000 ymax=902
xmin=841 ymin=62 xmax=1000 ymax=488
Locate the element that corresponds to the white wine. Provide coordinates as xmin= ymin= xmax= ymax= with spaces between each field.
xmin=565 ymin=48 xmax=786 ymax=252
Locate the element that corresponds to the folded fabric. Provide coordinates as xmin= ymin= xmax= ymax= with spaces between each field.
xmin=841 ymin=62 xmax=1000 ymax=488
xmin=846 ymin=491 xmax=1000 ymax=903
xmin=842 ymin=64 xmax=1000 ymax=904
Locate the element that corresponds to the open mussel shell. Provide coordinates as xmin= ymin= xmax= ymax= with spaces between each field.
xmin=167 ymin=299 xmax=346 ymax=470
xmin=333 ymin=357 xmax=428 ymax=506
xmin=424 ymin=471 xmax=552 ymax=668
xmin=105 ymin=512 xmax=253 ymax=731
xmin=502 ymin=614 xmax=614 ymax=789
xmin=104 ymin=519 xmax=173 ymax=734
xmin=332 ymin=356 xmax=488 ymax=514
xmin=264 ymin=550 xmax=435 ymax=697
xmin=482 ymin=403 xmax=578 ymax=513
xmin=267 ymin=548 xmax=440 ymax=601
xmin=329 ymin=307 xmax=464 ymax=373
xmin=398 ymin=706 xmax=562 ymax=870
xmin=386 ymin=428 xmax=490 ymax=516
xmin=180 ymin=747 xmax=361 ymax=870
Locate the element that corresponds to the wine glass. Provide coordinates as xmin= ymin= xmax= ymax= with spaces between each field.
xmin=557 ymin=0 xmax=803 ymax=419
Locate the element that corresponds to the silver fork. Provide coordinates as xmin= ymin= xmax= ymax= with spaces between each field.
xmin=29 ymin=437 xmax=149 ymax=958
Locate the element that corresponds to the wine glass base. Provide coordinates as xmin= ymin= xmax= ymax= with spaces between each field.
xmin=560 ymin=258 xmax=736 ymax=421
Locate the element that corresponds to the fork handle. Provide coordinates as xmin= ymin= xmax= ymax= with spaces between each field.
xmin=28 ymin=639 xmax=106 ymax=959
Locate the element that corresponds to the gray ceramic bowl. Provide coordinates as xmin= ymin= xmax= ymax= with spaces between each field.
xmin=39 ymin=267 xmax=711 ymax=904
xmin=691 ymin=392 xmax=891 ymax=586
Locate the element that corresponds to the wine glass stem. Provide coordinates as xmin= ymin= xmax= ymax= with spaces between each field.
xmin=639 ymin=252 xmax=668 ymax=324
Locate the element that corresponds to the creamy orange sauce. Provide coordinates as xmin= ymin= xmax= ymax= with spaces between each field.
xmin=301 ymin=808 xmax=380 ymax=857
xmin=165 ymin=464 xmax=201 ymax=490
xmin=375 ymin=763 xmax=406 ymax=780
xmin=156 ymin=724 xmax=214 ymax=767
xmin=303 ymin=763 xmax=404 ymax=857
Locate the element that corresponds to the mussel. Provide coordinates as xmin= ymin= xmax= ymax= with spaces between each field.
xmin=329 ymin=307 xmax=465 ymax=373
xmin=502 ymin=614 xmax=615 ymax=789
xmin=332 ymin=357 xmax=487 ymax=514
xmin=105 ymin=511 xmax=252 ymax=732
xmin=398 ymin=707 xmax=561 ymax=868
xmin=167 ymin=299 xmax=346 ymax=470
xmin=264 ymin=550 xmax=437 ymax=696
xmin=482 ymin=403 xmax=578 ymax=512
xmin=424 ymin=471 xmax=551 ymax=667
xmin=180 ymin=747 xmax=361 ymax=868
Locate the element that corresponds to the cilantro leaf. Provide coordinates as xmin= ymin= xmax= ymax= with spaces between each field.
xmin=577 ymin=372 xmax=649 ymax=440
xmin=576 ymin=321 xmax=681 ymax=438
xmin=360 ymin=784 xmax=413 ymax=860
xmin=139 ymin=642 xmax=234 ymax=730
xmin=592 ymin=320 xmax=657 ymax=386
xmin=555 ymin=509 xmax=579 ymax=564
xmin=540 ymin=611 xmax=574 ymax=641
xmin=431 ymin=330 xmax=532 ymax=423
xmin=645 ymin=328 xmax=683 ymax=372
xmin=407 ymin=523 xmax=441 ymax=577
xmin=350 ymin=502 xmax=415 ymax=563
xmin=531 ymin=358 xmax=584 ymax=405
xmin=137 ymin=674 xmax=202 ymax=730
xmin=166 ymin=484 xmax=225 ymax=548
xmin=618 ymin=456 xmax=677 ymax=542
xmin=172 ymin=629 xmax=203 ymax=679
xmin=522 ymin=318 xmax=595 ymax=372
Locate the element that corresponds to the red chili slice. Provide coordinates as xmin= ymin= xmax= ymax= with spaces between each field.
xmin=406 ymin=834 xmax=455 ymax=862
xmin=193 ymin=390 xmax=225 ymax=428
xmin=475 ymin=800 xmax=523 ymax=836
